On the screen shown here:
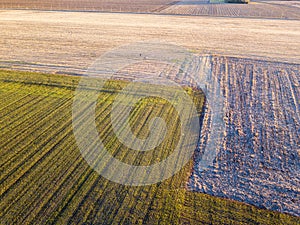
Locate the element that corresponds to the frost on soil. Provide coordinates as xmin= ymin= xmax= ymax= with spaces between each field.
xmin=189 ymin=56 xmax=300 ymax=217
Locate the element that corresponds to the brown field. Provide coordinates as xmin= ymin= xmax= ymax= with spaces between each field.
xmin=0 ymin=10 xmax=299 ymax=76
xmin=0 ymin=0 xmax=176 ymax=12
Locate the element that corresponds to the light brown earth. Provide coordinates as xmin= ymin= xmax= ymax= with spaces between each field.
xmin=1 ymin=0 xmax=300 ymax=19
xmin=0 ymin=10 xmax=299 ymax=76
xmin=0 ymin=0 xmax=176 ymax=12
xmin=161 ymin=0 xmax=300 ymax=20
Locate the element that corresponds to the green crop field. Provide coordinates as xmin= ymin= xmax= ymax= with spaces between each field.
xmin=0 ymin=70 xmax=299 ymax=224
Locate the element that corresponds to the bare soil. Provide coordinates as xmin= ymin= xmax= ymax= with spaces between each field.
xmin=0 ymin=0 xmax=176 ymax=12
xmin=161 ymin=0 xmax=300 ymax=20
xmin=0 ymin=10 xmax=299 ymax=75
xmin=189 ymin=56 xmax=300 ymax=217
xmin=1 ymin=0 xmax=299 ymax=19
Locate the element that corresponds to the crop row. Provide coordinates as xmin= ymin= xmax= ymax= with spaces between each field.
xmin=160 ymin=2 xmax=300 ymax=20
xmin=1 ymin=70 xmax=299 ymax=224
xmin=189 ymin=56 xmax=300 ymax=217
xmin=0 ymin=0 xmax=175 ymax=13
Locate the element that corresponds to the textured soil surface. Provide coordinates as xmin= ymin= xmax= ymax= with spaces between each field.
xmin=1 ymin=10 xmax=299 ymax=74
xmin=0 ymin=0 xmax=176 ymax=13
xmin=188 ymin=56 xmax=300 ymax=217
xmin=1 ymin=0 xmax=300 ymax=19
xmin=160 ymin=0 xmax=300 ymax=20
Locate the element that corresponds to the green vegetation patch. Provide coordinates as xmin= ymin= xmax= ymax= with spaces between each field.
xmin=0 ymin=70 xmax=298 ymax=224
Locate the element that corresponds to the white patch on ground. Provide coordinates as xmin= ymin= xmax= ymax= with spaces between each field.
xmin=189 ymin=56 xmax=300 ymax=217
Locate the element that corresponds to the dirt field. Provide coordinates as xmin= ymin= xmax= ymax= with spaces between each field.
xmin=0 ymin=10 xmax=299 ymax=76
xmin=1 ymin=0 xmax=300 ymax=19
xmin=259 ymin=0 xmax=300 ymax=9
xmin=161 ymin=0 xmax=300 ymax=19
xmin=0 ymin=0 xmax=176 ymax=12
xmin=189 ymin=56 xmax=300 ymax=217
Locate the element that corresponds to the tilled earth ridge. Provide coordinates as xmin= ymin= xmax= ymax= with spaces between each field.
xmin=161 ymin=1 xmax=300 ymax=20
xmin=0 ymin=0 xmax=176 ymax=13
xmin=188 ymin=56 xmax=300 ymax=217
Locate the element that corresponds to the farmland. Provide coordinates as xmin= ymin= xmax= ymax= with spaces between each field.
xmin=0 ymin=69 xmax=299 ymax=224
xmin=1 ymin=0 xmax=300 ymax=19
xmin=0 ymin=0 xmax=176 ymax=13
xmin=0 ymin=1 xmax=299 ymax=224
xmin=0 ymin=10 xmax=299 ymax=76
xmin=189 ymin=56 xmax=300 ymax=217
xmin=160 ymin=0 xmax=300 ymax=20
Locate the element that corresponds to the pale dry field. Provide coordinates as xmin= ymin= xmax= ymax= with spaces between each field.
xmin=0 ymin=10 xmax=299 ymax=75
xmin=259 ymin=0 xmax=300 ymax=9
xmin=161 ymin=0 xmax=300 ymax=20
xmin=0 ymin=0 xmax=176 ymax=12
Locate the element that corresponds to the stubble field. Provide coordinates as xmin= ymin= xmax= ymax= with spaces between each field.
xmin=161 ymin=0 xmax=300 ymax=20
xmin=1 ymin=0 xmax=300 ymax=19
xmin=0 ymin=0 xmax=176 ymax=13
xmin=189 ymin=56 xmax=300 ymax=216
xmin=0 ymin=10 xmax=299 ymax=75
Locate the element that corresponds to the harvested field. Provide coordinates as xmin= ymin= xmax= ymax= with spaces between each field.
xmin=2 ymin=70 xmax=299 ymax=224
xmin=259 ymin=0 xmax=300 ymax=9
xmin=0 ymin=0 xmax=176 ymax=13
xmin=160 ymin=0 xmax=300 ymax=19
xmin=1 ymin=0 xmax=300 ymax=20
xmin=0 ymin=10 xmax=299 ymax=75
xmin=189 ymin=56 xmax=300 ymax=217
